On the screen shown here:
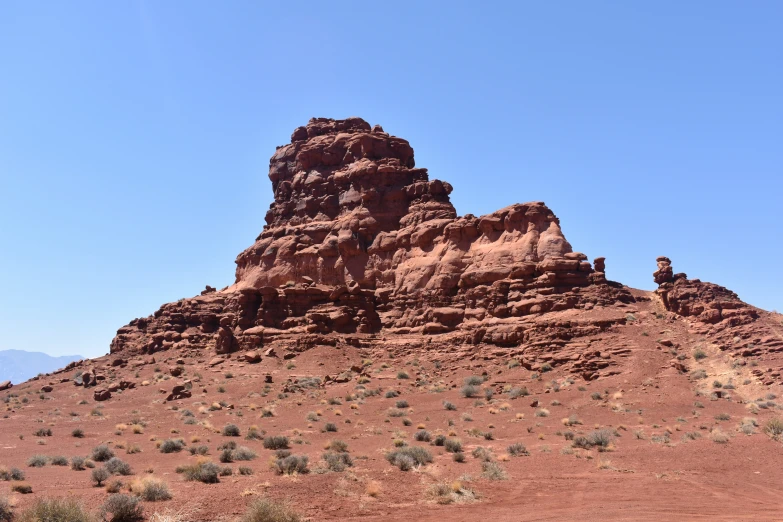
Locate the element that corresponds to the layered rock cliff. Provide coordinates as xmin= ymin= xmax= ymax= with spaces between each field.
xmin=110 ymin=117 xmax=635 ymax=360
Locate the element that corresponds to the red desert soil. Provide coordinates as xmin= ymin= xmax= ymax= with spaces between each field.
xmin=3 ymin=118 xmax=783 ymax=521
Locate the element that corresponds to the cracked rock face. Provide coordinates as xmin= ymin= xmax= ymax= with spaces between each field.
xmin=110 ymin=117 xmax=631 ymax=357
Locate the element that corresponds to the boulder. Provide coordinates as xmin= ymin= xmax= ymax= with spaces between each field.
xmin=242 ymin=351 xmax=262 ymax=364
xmin=93 ymin=389 xmax=111 ymax=401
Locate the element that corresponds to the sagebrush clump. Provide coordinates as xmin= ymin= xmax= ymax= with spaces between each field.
xmin=92 ymin=444 xmax=115 ymax=462
xmin=159 ymin=439 xmax=185 ymax=453
xmin=386 ymin=446 xmax=433 ymax=471
xmin=239 ymin=498 xmax=302 ymax=522
xmin=275 ymin=455 xmax=309 ymax=475
xmin=263 ymin=436 xmax=290 ymax=450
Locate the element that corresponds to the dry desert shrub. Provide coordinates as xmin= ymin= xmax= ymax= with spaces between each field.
xmin=327 ymin=440 xmax=348 ymax=452
xmin=444 ymin=438 xmax=462 ymax=453
xmin=765 ymin=418 xmax=783 ymax=439
xmin=275 ymin=455 xmax=309 ymax=475
xmin=711 ymin=429 xmax=730 ymax=444
xmin=105 ymin=457 xmax=132 ymax=476
xmin=27 ymin=455 xmax=48 ymax=467
xmin=507 ymin=443 xmax=529 ymax=456
xmin=160 ymin=439 xmax=185 ymax=453
xmin=0 ymin=467 xmax=24 ymax=481
xmin=239 ymin=498 xmax=302 ymax=522
xmin=11 ymin=483 xmax=32 ymax=494
xmin=482 ymin=461 xmax=508 ymax=480
xmin=222 ymin=424 xmax=241 ymax=437
xmin=414 ymin=430 xmax=431 ymax=442
xmin=177 ymin=461 xmax=220 ymax=484
xmin=91 ymin=444 xmax=115 ymax=462
xmin=91 ymin=467 xmax=110 ymax=487
xmin=130 ymin=476 xmax=172 ymax=501
xmin=16 ymin=497 xmax=95 ymax=522
xmin=0 ymin=497 xmax=11 ymax=522
xmin=100 ymin=494 xmax=144 ymax=522
xmin=461 ymin=385 xmax=480 ymax=398
xmin=386 ymin=446 xmax=432 ymax=471
xmin=322 ymin=452 xmax=352 ymax=472
xmin=263 ymin=436 xmax=289 ymax=450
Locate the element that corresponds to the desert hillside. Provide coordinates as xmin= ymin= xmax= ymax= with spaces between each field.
xmin=2 ymin=119 xmax=783 ymax=522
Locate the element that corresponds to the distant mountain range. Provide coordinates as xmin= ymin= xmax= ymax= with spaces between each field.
xmin=0 ymin=349 xmax=83 ymax=384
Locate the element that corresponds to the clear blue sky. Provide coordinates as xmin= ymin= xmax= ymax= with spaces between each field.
xmin=1 ymin=2 xmax=781 ymax=358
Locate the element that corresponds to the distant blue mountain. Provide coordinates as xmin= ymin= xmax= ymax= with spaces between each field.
xmin=0 ymin=349 xmax=84 ymax=384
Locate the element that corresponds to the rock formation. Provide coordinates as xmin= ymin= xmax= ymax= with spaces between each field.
xmin=654 ymin=257 xmax=783 ymax=357
xmin=110 ymin=117 xmax=635 ymax=362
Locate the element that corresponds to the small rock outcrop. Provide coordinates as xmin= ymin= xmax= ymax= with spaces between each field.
xmin=109 ymin=117 xmax=633 ymax=365
xmin=654 ymin=257 xmax=782 ymax=356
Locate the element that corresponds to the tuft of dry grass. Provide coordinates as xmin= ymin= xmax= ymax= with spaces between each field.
xmin=365 ymin=481 xmax=381 ymax=498
xmin=239 ymin=498 xmax=301 ymax=522
xmin=710 ymin=429 xmax=730 ymax=444
xmin=130 ymin=476 xmax=172 ymax=501
xmin=15 ymin=498 xmax=94 ymax=522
